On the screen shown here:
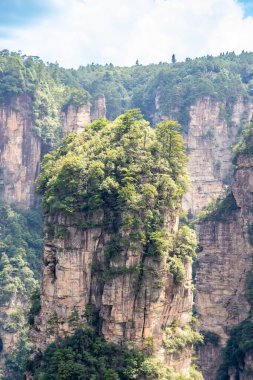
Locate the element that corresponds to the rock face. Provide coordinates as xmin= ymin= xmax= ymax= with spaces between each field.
xmin=61 ymin=103 xmax=91 ymax=138
xmin=1 ymin=95 xmax=251 ymax=215
xmin=0 ymin=96 xmax=41 ymax=209
xmin=91 ymin=94 xmax=106 ymax=120
xmin=0 ymin=97 xmax=92 ymax=372
xmin=0 ymin=97 xmax=94 ymax=209
xmin=196 ymin=154 xmax=253 ymax=379
xmin=34 ymin=212 xmax=193 ymax=373
xmin=183 ymin=97 xmax=253 ymax=215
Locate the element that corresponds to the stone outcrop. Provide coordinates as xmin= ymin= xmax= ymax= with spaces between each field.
xmin=0 ymin=95 xmax=105 ymax=210
xmin=155 ymin=95 xmax=253 ymax=215
xmin=0 ymin=97 xmax=92 ymax=372
xmin=61 ymin=103 xmax=91 ymax=138
xmin=183 ymin=97 xmax=253 ymax=215
xmin=34 ymin=211 xmax=193 ymax=373
xmin=196 ymin=154 xmax=253 ymax=379
xmin=91 ymin=94 xmax=106 ymax=121
xmin=0 ymin=96 xmax=41 ymax=209
xmin=1 ymin=94 xmax=251 ymax=215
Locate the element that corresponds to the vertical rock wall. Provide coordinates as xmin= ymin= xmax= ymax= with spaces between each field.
xmin=34 ymin=211 xmax=193 ymax=374
xmin=196 ymin=154 xmax=253 ymax=379
xmin=61 ymin=103 xmax=91 ymax=138
xmin=0 ymin=96 xmax=41 ymax=209
xmin=0 ymin=96 xmax=101 ymax=209
xmin=183 ymin=97 xmax=253 ymax=215
xmin=91 ymin=94 xmax=106 ymax=121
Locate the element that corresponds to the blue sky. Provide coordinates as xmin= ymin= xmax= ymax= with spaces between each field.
xmin=0 ymin=0 xmax=253 ymax=67
xmin=0 ymin=0 xmax=57 ymax=28
xmin=238 ymin=0 xmax=253 ymax=17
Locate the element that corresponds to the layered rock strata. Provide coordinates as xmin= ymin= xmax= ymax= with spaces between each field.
xmin=91 ymin=94 xmax=106 ymax=120
xmin=0 ymin=96 xmax=101 ymax=209
xmin=183 ymin=97 xmax=253 ymax=215
xmin=34 ymin=212 xmax=193 ymax=372
xmin=61 ymin=103 xmax=91 ymax=138
xmin=0 ymin=96 xmax=41 ymax=209
xmin=196 ymin=154 xmax=253 ymax=379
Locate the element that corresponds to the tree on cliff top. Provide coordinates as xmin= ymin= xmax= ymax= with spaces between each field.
xmin=37 ymin=109 xmax=188 ymax=217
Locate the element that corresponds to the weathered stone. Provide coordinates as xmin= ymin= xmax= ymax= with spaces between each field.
xmin=61 ymin=103 xmax=91 ymax=138
xmin=196 ymin=155 xmax=253 ymax=379
xmin=91 ymin=94 xmax=106 ymax=121
xmin=183 ymin=97 xmax=253 ymax=215
xmin=34 ymin=212 xmax=193 ymax=373
xmin=0 ymin=96 xmax=41 ymax=209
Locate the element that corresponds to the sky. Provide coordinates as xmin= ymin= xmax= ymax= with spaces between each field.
xmin=0 ymin=0 xmax=253 ymax=68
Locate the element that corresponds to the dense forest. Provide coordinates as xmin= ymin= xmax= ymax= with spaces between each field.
xmin=2 ymin=49 xmax=253 ymax=144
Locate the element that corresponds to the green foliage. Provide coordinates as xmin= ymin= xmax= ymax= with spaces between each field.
xmin=197 ymin=192 xmax=238 ymax=222
xmin=217 ymin=255 xmax=253 ymax=378
xmin=163 ymin=323 xmax=203 ymax=354
xmin=233 ymin=120 xmax=253 ymax=158
xmin=28 ymin=328 xmax=202 ymax=380
xmin=49 ymin=51 xmax=253 ymax=129
xmin=0 ymin=202 xmax=43 ymax=378
xmin=167 ymin=257 xmax=185 ymax=286
xmin=0 ymin=203 xmax=43 ymax=301
xmin=216 ymin=318 xmax=253 ymax=380
xmin=29 ymin=328 xmax=147 ymax=379
xmin=62 ymin=87 xmax=90 ymax=111
xmin=28 ymin=288 xmax=41 ymax=326
xmin=4 ymin=328 xmax=33 ymax=380
xmin=201 ymin=330 xmax=220 ymax=346
xmin=2 ymin=50 xmax=253 ymax=150
xmin=0 ymin=50 xmax=90 ymax=149
xmin=32 ymin=77 xmax=64 ymax=148
xmin=167 ymin=226 xmax=197 ymax=285
xmin=171 ymin=226 xmax=197 ymax=260
xmin=37 ymin=111 xmax=189 ymax=285
xmin=0 ymin=51 xmax=36 ymax=101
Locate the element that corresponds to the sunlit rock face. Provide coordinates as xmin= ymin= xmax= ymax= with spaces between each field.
xmin=33 ymin=210 xmax=193 ymax=373
xmin=196 ymin=154 xmax=253 ymax=379
xmin=183 ymin=97 xmax=253 ymax=215
xmin=61 ymin=103 xmax=91 ymax=138
xmin=0 ymin=96 xmax=41 ymax=209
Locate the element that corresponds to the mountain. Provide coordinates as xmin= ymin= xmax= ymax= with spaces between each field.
xmin=1 ymin=50 xmax=253 ymax=378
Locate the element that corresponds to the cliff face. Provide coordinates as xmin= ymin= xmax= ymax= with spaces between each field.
xmin=61 ymin=103 xmax=91 ymax=138
xmin=0 ymin=96 xmax=104 ymax=209
xmin=34 ymin=211 xmax=193 ymax=373
xmin=0 ymin=97 xmax=92 ymax=372
xmin=196 ymin=154 xmax=253 ymax=379
xmin=1 ymin=95 xmax=251 ymax=215
xmin=91 ymin=94 xmax=106 ymax=121
xmin=0 ymin=96 xmax=41 ymax=209
xmin=183 ymin=97 xmax=253 ymax=215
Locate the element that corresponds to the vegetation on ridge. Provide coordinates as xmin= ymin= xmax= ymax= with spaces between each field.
xmin=2 ymin=49 xmax=253 ymax=144
xmin=31 ymin=110 xmax=201 ymax=378
xmin=0 ymin=202 xmax=43 ymax=379
xmin=37 ymin=110 xmax=197 ymax=285
xmin=28 ymin=327 xmax=203 ymax=380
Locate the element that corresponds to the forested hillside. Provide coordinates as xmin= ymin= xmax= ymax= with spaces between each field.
xmin=2 ymin=49 xmax=253 ymax=135
xmin=49 ymin=51 xmax=253 ymax=126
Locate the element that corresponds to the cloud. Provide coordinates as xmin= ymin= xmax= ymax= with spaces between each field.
xmin=0 ymin=0 xmax=253 ymax=67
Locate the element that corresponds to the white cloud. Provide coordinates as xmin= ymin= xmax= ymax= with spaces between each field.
xmin=0 ymin=0 xmax=252 ymax=67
